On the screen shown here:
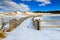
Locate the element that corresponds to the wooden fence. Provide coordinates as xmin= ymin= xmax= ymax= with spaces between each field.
xmin=40 ymin=20 xmax=60 ymax=28
xmin=33 ymin=19 xmax=60 ymax=30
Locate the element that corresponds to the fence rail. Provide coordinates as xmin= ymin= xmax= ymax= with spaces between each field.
xmin=33 ymin=19 xmax=60 ymax=30
xmin=39 ymin=20 xmax=60 ymax=22
xmin=40 ymin=20 xmax=60 ymax=28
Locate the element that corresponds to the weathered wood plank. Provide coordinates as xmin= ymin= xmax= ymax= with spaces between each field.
xmin=41 ymin=26 xmax=60 ymax=28
xmin=39 ymin=20 xmax=60 ymax=22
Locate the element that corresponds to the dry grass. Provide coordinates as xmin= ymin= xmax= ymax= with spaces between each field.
xmin=0 ymin=29 xmax=6 ymax=38
xmin=7 ymin=17 xmax=30 ymax=32
xmin=7 ymin=15 xmax=42 ymax=32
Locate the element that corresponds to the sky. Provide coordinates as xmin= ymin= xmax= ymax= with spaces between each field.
xmin=0 ymin=0 xmax=60 ymax=12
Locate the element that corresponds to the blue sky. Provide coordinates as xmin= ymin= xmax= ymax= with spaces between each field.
xmin=0 ymin=0 xmax=60 ymax=12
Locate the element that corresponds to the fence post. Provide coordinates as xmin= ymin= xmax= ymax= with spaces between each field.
xmin=33 ymin=19 xmax=40 ymax=30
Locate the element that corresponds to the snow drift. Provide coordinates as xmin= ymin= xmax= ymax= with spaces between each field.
xmin=3 ymin=18 xmax=60 ymax=40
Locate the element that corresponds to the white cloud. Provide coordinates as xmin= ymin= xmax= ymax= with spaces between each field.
xmin=0 ymin=0 xmax=51 ymax=12
xmin=35 ymin=0 xmax=51 ymax=6
xmin=19 ymin=3 xmax=30 ymax=12
xmin=21 ymin=0 xmax=51 ymax=6
xmin=0 ymin=0 xmax=30 ymax=12
xmin=21 ymin=0 xmax=32 ymax=1
xmin=39 ymin=3 xmax=46 ymax=6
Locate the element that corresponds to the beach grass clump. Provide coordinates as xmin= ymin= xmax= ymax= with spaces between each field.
xmin=0 ymin=29 xmax=6 ymax=38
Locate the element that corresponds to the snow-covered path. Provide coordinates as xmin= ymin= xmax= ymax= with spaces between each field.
xmin=3 ymin=18 xmax=60 ymax=40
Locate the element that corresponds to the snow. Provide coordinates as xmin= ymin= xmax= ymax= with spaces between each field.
xmin=0 ymin=14 xmax=26 ymax=28
xmin=0 ymin=18 xmax=2 ymax=29
xmin=3 ymin=18 xmax=60 ymax=40
xmin=4 ymin=15 xmax=26 ymax=22
xmin=3 ymin=23 xmax=9 ymax=31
